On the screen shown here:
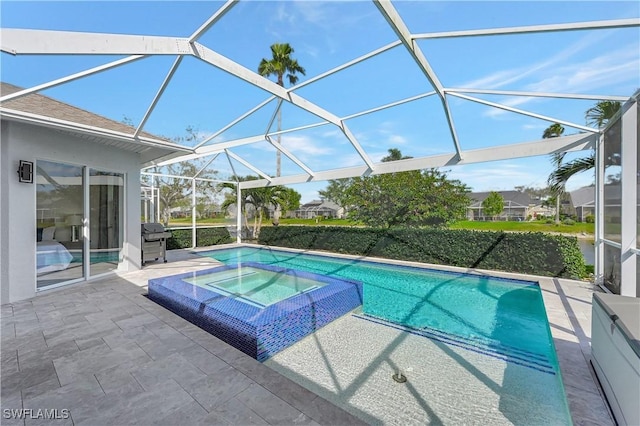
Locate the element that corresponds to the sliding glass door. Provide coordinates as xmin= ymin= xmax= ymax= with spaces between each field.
xmin=36 ymin=160 xmax=84 ymax=289
xmin=36 ymin=161 xmax=125 ymax=289
xmin=89 ymin=169 xmax=124 ymax=276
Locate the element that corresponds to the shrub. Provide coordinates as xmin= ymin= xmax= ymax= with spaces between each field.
xmin=562 ymin=218 xmax=575 ymax=225
xmin=258 ymin=226 xmax=587 ymax=279
xmin=166 ymin=227 xmax=233 ymax=250
xmin=585 ymin=214 xmax=595 ymax=223
xmin=545 ymin=219 xmax=555 ymax=224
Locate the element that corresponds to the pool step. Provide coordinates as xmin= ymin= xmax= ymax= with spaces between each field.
xmin=353 ymin=313 xmax=556 ymax=375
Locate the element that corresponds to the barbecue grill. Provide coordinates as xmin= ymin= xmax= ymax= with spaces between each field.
xmin=141 ymin=223 xmax=172 ymax=265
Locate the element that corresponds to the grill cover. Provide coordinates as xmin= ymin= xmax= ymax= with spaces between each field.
xmin=141 ymin=223 xmax=171 ymax=264
xmin=141 ymin=223 xmax=171 ymax=240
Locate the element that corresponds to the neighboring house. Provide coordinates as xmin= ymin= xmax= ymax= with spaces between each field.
xmin=290 ymin=199 xmax=345 ymax=219
xmin=570 ymin=186 xmax=595 ymax=222
xmin=1 ymin=82 xmax=190 ymax=304
xmin=467 ymin=190 xmax=536 ymax=221
xmin=169 ymin=206 xmax=190 ymax=219
xmin=565 ymin=185 xmax=640 ymax=223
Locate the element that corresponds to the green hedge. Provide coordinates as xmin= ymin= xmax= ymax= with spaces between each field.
xmin=166 ymin=227 xmax=233 ymax=250
xmin=258 ymin=226 xmax=586 ymax=279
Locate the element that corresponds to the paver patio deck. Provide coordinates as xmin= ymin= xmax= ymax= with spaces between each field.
xmin=1 ymin=246 xmax=614 ymax=425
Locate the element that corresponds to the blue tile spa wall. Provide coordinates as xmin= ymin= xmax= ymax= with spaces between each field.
xmin=148 ymin=263 xmax=363 ymax=361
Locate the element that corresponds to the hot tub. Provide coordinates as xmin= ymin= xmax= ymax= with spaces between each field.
xmin=148 ymin=262 xmax=363 ymax=361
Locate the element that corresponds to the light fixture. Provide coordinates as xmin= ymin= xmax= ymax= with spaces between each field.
xmin=66 ymin=214 xmax=83 ymax=242
xmin=17 ymin=160 xmax=33 ymax=183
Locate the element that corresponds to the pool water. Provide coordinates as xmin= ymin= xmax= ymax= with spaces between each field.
xmin=183 ymin=266 xmax=324 ymax=307
xmin=202 ymin=247 xmax=554 ymax=364
xmin=200 ymin=246 xmax=571 ymax=424
xmin=70 ymin=250 xmax=120 ymax=264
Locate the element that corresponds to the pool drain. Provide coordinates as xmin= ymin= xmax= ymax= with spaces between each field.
xmin=392 ymin=370 xmax=407 ymax=383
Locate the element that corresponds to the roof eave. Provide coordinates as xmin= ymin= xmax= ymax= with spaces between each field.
xmin=0 ymin=108 xmax=193 ymax=157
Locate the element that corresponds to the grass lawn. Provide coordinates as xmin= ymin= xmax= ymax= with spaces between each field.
xmin=165 ymin=217 xmax=357 ymax=227
xmin=450 ymin=220 xmax=594 ymax=235
xmin=166 ymin=217 xmax=230 ymax=227
xmin=163 ymin=216 xmax=594 ymax=235
xmin=277 ymin=218 xmax=357 ymax=226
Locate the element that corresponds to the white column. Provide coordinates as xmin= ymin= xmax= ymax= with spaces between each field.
xmin=83 ymin=166 xmax=90 ymax=279
xmin=236 ymin=183 xmax=242 ymax=244
xmin=156 ymin=179 xmax=161 ymax=224
xmin=595 ymin=133 xmax=605 ymax=284
xmin=143 ymin=194 xmax=148 ymax=223
xmin=192 ymin=178 xmax=197 ymax=249
xmin=620 ymin=102 xmax=638 ymax=296
xmin=150 ymin=180 xmax=155 ymax=222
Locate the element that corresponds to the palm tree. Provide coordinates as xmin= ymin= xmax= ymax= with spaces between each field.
xmin=258 ymin=43 xmax=306 ymax=178
xmin=221 ymin=176 xmax=288 ymax=239
xmin=542 ymin=122 xmax=565 ymax=139
xmin=585 ymin=101 xmax=622 ymax=128
xmin=547 ymin=101 xmax=621 ymax=193
xmin=542 ymin=122 xmax=565 ymax=223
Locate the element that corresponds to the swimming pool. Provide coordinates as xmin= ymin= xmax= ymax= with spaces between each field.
xmin=199 ymin=245 xmax=572 ymax=424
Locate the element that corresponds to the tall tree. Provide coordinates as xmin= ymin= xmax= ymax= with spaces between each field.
xmin=148 ymin=161 xmax=219 ymax=226
xmin=258 ymin=43 xmax=306 ymax=178
xmin=482 ymin=191 xmax=504 ymax=221
xmin=542 ymin=122 xmax=565 ymax=223
xmin=381 ymin=148 xmax=412 ymax=162
xmin=145 ymin=126 xmax=219 ymax=226
xmin=548 ymin=101 xmax=621 ymax=193
xmin=321 ymin=149 xmax=470 ymax=228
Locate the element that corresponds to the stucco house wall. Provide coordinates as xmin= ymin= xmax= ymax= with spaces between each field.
xmin=0 ymin=121 xmax=142 ymax=304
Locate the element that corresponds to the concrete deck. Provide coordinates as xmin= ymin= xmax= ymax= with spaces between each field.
xmin=1 ymin=246 xmax=614 ymax=425
xmin=1 ymin=249 xmax=364 ymax=425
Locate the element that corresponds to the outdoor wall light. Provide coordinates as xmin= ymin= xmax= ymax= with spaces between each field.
xmin=17 ymin=160 xmax=33 ymax=183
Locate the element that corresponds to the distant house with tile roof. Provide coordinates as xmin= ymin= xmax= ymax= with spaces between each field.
xmin=569 ymin=186 xmax=596 ymax=222
xmin=290 ymin=199 xmax=345 ymax=219
xmin=570 ymin=184 xmax=640 ymax=223
xmin=467 ymin=190 xmax=552 ymax=221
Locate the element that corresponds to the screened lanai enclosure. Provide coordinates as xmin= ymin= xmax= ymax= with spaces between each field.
xmin=1 ymin=1 xmax=639 ymax=297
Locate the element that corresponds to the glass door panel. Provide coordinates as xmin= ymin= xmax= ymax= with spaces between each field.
xmin=36 ymin=160 xmax=84 ymax=289
xmin=89 ymin=169 xmax=124 ymax=276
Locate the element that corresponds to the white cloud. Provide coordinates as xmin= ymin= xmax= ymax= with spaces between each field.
xmin=371 ymin=150 xmax=394 ymax=162
xmin=292 ymin=1 xmax=328 ymax=25
xmin=526 ymin=45 xmax=639 ymax=94
xmin=388 ymin=134 xmax=408 ymax=145
xmin=460 ymin=31 xmax=611 ymax=92
xmin=321 ymin=129 xmax=343 ymax=139
xmin=522 ymin=123 xmax=545 ymax=131
xmin=446 ymin=161 xmax=554 ymax=191
xmin=459 ymin=32 xmax=639 ymax=119
xmin=281 ymin=134 xmax=333 ymax=157
xmin=483 ymin=96 xmax=539 ymax=118
xmin=337 ymin=152 xmax=367 ymax=168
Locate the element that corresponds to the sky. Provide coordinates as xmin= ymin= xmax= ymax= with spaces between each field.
xmin=2 ymin=1 xmax=639 ymax=203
